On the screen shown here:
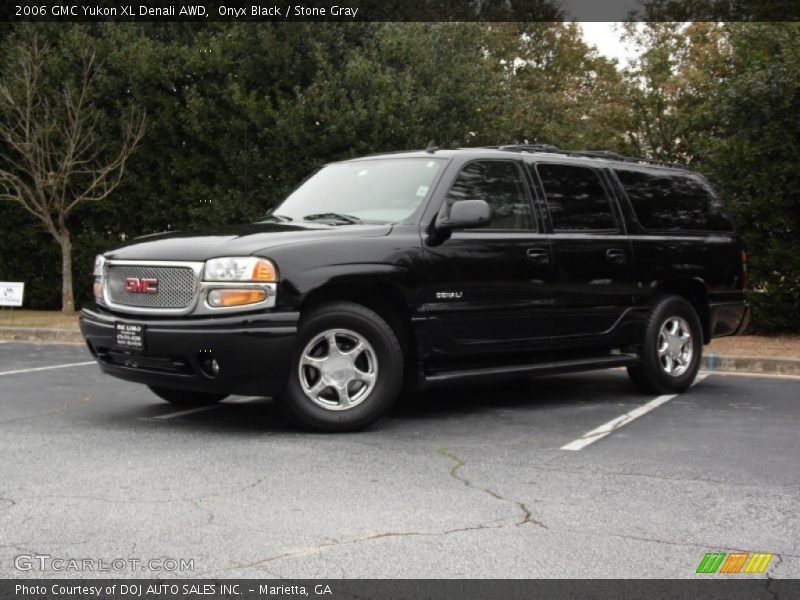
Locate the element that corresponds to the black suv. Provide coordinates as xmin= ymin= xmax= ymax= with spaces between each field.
xmin=80 ymin=146 xmax=749 ymax=431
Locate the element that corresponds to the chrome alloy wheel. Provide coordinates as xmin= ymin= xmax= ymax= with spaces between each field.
xmin=298 ymin=328 xmax=378 ymax=411
xmin=657 ymin=316 xmax=694 ymax=377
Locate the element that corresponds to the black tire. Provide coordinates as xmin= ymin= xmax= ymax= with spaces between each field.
xmin=277 ymin=302 xmax=404 ymax=432
xmin=627 ymin=295 xmax=703 ymax=395
xmin=148 ymin=386 xmax=227 ymax=406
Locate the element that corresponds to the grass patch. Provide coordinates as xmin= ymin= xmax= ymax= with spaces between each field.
xmin=706 ymin=335 xmax=800 ymax=359
xmin=0 ymin=309 xmax=80 ymax=330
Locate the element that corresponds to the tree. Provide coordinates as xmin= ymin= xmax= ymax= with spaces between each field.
xmin=620 ymin=22 xmax=800 ymax=331
xmin=621 ymin=22 xmax=729 ymax=163
xmin=698 ymin=24 xmax=800 ymax=331
xmin=0 ymin=32 xmax=145 ymax=313
xmin=487 ymin=23 xmax=634 ymax=152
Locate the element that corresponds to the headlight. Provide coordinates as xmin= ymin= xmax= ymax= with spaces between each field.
xmin=93 ymin=255 xmax=105 ymax=301
xmin=203 ymin=257 xmax=278 ymax=282
xmin=93 ymin=254 xmax=106 ymax=277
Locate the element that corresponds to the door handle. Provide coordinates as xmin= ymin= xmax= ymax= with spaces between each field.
xmin=606 ymin=248 xmax=628 ymax=265
xmin=526 ymin=248 xmax=551 ymax=265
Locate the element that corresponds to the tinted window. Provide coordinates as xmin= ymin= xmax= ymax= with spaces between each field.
xmin=616 ymin=169 xmax=734 ymax=232
xmin=536 ymin=164 xmax=617 ymax=231
xmin=447 ymin=161 xmax=534 ymax=230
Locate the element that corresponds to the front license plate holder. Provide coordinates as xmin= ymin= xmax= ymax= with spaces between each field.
xmin=115 ymin=322 xmax=146 ymax=352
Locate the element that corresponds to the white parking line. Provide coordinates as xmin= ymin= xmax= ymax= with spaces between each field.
xmin=152 ymin=396 xmax=263 ymax=420
xmin=0 ymin=361 xmax=96 ymax=377
xmin=561 ymin=374 xmax=708 ymax=451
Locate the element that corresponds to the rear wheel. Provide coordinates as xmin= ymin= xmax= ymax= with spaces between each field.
xmin=148 ymin=386 xmax=227 ymax=406
xmin=278 ymin=302 xmax=403 ymax=432
xmin=627 ymin=295 xmax=703 ymax=395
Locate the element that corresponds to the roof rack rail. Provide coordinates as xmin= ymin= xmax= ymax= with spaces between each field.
xmin=490 ymin=144 xmax=563 ymax=154
xmin=481 ymin=145 xmax=689 ymax=170
xmin=569 ymin=150 xmax=690 ymax=170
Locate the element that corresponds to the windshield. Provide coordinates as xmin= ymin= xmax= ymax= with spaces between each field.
xmin=271 ymin=157 xmax=446 ymax=224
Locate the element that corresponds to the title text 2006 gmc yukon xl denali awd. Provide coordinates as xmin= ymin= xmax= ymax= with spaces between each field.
xmin=80 ymin=146 xmax=750 ymax=431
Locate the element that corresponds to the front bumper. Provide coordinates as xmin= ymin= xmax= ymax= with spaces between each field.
xmin=79 ymin=306 xmax=299 ymax=396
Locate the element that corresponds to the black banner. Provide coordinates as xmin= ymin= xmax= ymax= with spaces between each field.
xmin=3 ymin=580 xmax=800 ymax=600
xmin=2 ymin=0 xmax=800 ymax=22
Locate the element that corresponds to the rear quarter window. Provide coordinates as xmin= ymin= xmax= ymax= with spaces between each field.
xmin=615 ymin=169 xmax=734 ymax=232
xmin=535 ymin=163 xmax=618 ymax=231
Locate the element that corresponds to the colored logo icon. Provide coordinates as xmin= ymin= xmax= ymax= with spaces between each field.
xmin=696 ymin=552 xmax=774 ymax=574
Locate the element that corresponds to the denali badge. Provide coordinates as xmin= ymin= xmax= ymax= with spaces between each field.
xmin=124 ymin=277 xmax=159 ymax=293
xmin=436 ymin=291 xmax=463 ymax=299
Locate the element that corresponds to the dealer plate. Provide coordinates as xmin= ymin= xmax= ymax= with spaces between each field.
xmin=114 ymin=322 xmax=146 ymax=351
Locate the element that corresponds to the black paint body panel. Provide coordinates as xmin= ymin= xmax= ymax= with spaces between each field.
xmin=80 ymin=308 xmax=298 ymax=396
xmin=80 ymin=149 xmax=748 ymax=396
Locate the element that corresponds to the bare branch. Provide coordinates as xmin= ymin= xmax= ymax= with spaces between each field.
xmin=64 ymin=109 xmax=146 ymax=213
xmin=0 ymin=32 xmax=146 ymax=312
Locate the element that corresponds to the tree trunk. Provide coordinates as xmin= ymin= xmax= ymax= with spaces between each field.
xmin=60 ymin=231 xmax=75 ymax=314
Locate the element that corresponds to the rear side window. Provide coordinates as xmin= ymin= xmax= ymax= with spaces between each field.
xmin=616 ymin=169 xmax=734 ymax=232
xmin=447 ymin=160 xmax=534 ymax=230
xmin=535 ymin=164 xmax=617 ymax=231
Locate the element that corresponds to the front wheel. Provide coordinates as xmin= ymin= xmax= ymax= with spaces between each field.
xmin=148 ymin=386 xmax=227 ymax=406
xmin=627 ymin=295 xmax=703 ymax=395
xmin=277 ymin=302 xmax=404 ymax=432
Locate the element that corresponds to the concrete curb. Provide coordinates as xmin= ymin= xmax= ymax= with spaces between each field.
xmin=0 ymin=327 xmax=83 ymax=344
xmin=0 ymin=328 xmax=798 ymax=375
xmin=702 ymin=353 xmax=800 ymax=377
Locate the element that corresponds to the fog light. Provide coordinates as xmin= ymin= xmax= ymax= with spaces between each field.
xmin=198 ymin=355 xmax=220 ymax=378
xmin=207 ymin=288 xmax=267 ymax=307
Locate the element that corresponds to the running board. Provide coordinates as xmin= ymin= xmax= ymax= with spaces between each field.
xmin=422 ymin=353 xmax=640 ymax=388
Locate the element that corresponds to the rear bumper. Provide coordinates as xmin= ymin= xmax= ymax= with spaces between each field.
xmin=709 ymin=301 xmax=750 ymax=339
xmin=79 ymin=306 xmax=299 ymax=396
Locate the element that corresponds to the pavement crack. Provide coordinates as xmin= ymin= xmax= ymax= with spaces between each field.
xmin=523 ymin=463 xmax=797 ymax=489
xmin=27 ymin=475 xmax=271 ymax=507
xmin=202 ymin=520 xmax=517 ymax=576
xmin=567 ymin=528 xmax=800 ymax=564
xmin=189 ymin=475 xmax=271 ymax=502
xmin=437 ymin=448 xmax=547 ymax=529
xmin=516 ymin=501 xmax=546 ymax=528
xmin=0 ymin=394 xmax=92 ymax=425
xmin=765 ymin=553 xmax=783 ymax=600
xmin=196 ymin=447 xmax=563 ymax=576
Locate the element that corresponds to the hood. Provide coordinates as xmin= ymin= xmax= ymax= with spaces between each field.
xmin=105 ymin=222 xmax=393 ymax=262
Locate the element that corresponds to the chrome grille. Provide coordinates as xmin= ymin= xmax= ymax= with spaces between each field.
xmin=106 ymin=264 xmax=197 ymax=309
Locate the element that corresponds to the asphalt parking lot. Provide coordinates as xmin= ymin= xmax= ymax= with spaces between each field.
xmin=0 ymin=341 xmax=798 ymax=579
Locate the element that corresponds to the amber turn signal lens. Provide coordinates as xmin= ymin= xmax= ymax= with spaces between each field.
xmin=207 ymin=289 xmax=267 ymax=307
xmin=251 ymin=259 xmax=277 ymax=282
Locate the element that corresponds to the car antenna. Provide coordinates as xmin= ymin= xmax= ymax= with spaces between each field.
xmin=425 ymin=140 xmax=439 ymax=154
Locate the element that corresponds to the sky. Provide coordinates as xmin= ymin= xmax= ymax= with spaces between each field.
xmin=579 ymin=22 xmax=635 ymax=67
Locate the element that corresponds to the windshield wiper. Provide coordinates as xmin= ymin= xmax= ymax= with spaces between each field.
xmin=303 ymin=212 xmax=362 ymax=224
xmin=259 ymin=213 xmax=293 ymax=223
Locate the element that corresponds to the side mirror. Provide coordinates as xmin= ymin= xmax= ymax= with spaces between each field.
xmin=436 ymin=199 xmax=492 ymax=231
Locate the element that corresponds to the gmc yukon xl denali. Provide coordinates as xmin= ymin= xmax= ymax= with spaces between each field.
xmin=80 ymin=146 xmax=750 ymax=431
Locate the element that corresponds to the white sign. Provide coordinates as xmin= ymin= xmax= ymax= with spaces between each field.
xmin=0 ymin=282 xmax=24 ymax=307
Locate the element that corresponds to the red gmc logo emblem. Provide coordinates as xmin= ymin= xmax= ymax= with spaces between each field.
xmin=124 ymin=277 xmax=158 ymax=293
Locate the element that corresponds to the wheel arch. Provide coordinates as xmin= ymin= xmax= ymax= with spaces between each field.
xmin=652 ymin=278 xmax=711 ymax=344
xmin=299 ymin=281 xmax=415 ymax=359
